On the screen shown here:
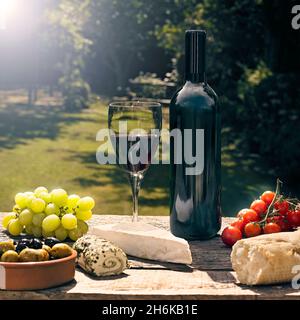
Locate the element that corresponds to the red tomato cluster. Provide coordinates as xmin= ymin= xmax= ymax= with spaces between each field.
xmin=221 ymin=189 xmax=300 ymax=247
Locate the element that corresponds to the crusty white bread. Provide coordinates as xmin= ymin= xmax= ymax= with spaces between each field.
xmin=231 ymin=229 xmax=300 ymax=285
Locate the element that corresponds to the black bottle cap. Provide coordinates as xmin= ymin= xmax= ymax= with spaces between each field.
xmin=185 ymin=30 xmax=206 ymax=82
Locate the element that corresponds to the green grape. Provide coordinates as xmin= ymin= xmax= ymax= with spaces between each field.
xmin=55 ymin=226 xmax=68 ymax=241
xmin=68 ymin=227 xmax=83 ymax=241
xmin=42 ymin=214 xmax=60 ymax=232
xmin=18 ymin=209 xmax=33 ymax=226
xmin=39 ymin=191 xmax=52 ymax=203
xmin=13 ymin=204 xmax=21 ymax=213
xmin=77 ymin=220 xmax=88 ymax=234
xmin=32 ymin=213 xmax=46 ymax=227
xmin=45 ymin=203 xmax=59 ymax=215
xmin=67 ymin=194 xmax=80 ymax=209
xmin=77 ymin=196 xmax=95 ymax=211
xmin=2 ymin=212 xmax=17 ymax=229
xmin=32 ymin=226 xmax=42 ymax=238
xmin=25 ymin=224 xmax=34 ymax=235
xmin=30 ymin=198 xmax=46 ymax=213
xmin=34 ymin=186 xmax=48 ymax=197
xmin=51 ymin=188 xmax=68 ymax=206
xmin=8 ymin=219 xmax=23 ymax=236
xmin=61 ymin=214 xmax=77 ymax=230
xmin=14 ymin=193 xmax=27 ymax=209
xmin=42 ymin=229 xmax=55 ymax=238
xmin=26 ymin=195 xmax=36 ymax=207
xmin=24 ymin=191 xmax=34 ymax=196
xmin=76 ymin=210 xmax=92 ymax=221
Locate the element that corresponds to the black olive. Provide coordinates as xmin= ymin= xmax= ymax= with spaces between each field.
xmin=28 ymin=238 xmax=43 ymax=249
xmin=16 ymin=242 xmax=28 ymax=253
xmin=19 ymin=238 xmax=31 ymax=246
xmin=15 ymin=238 xmax=31 ymax=252
xmin=44 ymin=237 xmax=61 ymax=248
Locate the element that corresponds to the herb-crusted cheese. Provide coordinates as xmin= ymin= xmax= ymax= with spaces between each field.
xmin=73 ymin=235 xmax=129 ymax=277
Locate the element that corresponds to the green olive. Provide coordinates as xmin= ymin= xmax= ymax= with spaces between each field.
xmin=42 ymin=244 xmax=51 ymax=254
xmin=50 ymin=243 xmax=73 ymax=259
xmin=19 ymin=248 xmax=49 ymax=262
xmin=0 ymin=240 xmax=15 ymax=254
xmin=1 ymin=250 xmax=19 ymax=262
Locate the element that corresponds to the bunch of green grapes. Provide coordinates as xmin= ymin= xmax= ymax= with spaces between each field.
xmin=2 ymin=187 xmax=94 ymax=241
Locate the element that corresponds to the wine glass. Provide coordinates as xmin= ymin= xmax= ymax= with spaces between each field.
xmin=108 ymin=101 xmax=162 ymax=222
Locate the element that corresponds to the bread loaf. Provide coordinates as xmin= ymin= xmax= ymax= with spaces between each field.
xmin=231 ymin=229 xmax=300 ymax=285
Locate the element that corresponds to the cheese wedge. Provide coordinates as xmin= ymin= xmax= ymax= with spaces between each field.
xmin=90 ymin=222 xmax=192 ymax=265
xmin=231 ymin=229 xmax=300 ymax=285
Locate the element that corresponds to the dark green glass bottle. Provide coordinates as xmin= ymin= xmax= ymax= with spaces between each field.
xmin=170 ymin=30 xmax=221 ymax=240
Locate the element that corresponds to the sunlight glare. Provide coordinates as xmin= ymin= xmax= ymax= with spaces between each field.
xmin=0 ymin=0 xmax=17 ymax=14
xmin=0 ymin=0 xmax=17 ymax=30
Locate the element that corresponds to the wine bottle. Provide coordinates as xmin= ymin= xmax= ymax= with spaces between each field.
xmin=169 ymin=30 xmax=221 ymax=240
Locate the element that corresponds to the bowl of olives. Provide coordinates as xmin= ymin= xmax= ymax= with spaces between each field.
xmin=0 ymin=237 xmax=77 ymax=290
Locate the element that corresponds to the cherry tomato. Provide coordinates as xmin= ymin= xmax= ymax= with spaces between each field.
xmin=221 ymin=226 xmax=242 ymax=247
xmin=287 ymin=210 xmax=300 ymax=227
xmin=263 ymin=222 xmax=281 ymax=234
xmin=260 ymin=191 xmax=275 ymax=206
xmin=231 ymin=219 xmax=246 ymax=233
xmin=274 ymin=200 xmax=289 ymax=215
xmin=244 ymin=222 xmax=262 ymax=238
xmin=277 ymin=218 xmax=292 ymax=232
xmin=269 ymin=216 xmax=291 ymax=232
xmin=237 ymin=208 xmax=249 ymax=219
xmin=250 ymin=199 xmax=267 ymax=215
xmin=242 ymin=209 xmax=259 ymax=223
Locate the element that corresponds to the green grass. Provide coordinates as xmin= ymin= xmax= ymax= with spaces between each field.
xmin=0 ymin=91 xmax=275 ymax=216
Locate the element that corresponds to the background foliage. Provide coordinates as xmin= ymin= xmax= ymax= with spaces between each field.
xmin=0 ymin=0 xmax=299 ymax=210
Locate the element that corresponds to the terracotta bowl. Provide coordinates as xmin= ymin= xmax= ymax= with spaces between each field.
xmin=0 ymin=250 xmax=77 ymax=290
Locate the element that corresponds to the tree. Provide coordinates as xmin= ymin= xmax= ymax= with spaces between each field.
xmin=85 ymin=0 xmax=173 ymax=95
xmin=47 ymin=0 xmax=92 ymax=110
xmin=46 ymin=0 xmax=175 ymax=98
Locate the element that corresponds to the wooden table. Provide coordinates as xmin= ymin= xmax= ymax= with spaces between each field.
xmin=0 ymin=214 xmax=299 ymax=300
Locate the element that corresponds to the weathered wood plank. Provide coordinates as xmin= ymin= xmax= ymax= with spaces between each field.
xmin=0 ymin=268 xmax=298 ymax=300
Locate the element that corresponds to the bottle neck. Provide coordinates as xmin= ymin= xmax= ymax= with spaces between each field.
xmin=185 ymin=73 xmax=206 ymax=84
xmin=184 ymin=30 xmax=206 ymax=84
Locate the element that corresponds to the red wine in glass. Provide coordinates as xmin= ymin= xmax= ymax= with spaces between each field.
xmin=114 ymin=133 xmax=160 ymax=174
xmin=108 ymin=101 xmax=162 ymax=222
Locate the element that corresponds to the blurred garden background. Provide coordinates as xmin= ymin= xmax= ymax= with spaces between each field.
xmin=0 ymin=0 xmax=299 ymax=216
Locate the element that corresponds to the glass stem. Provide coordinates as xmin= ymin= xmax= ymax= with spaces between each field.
xmin=129 ymin=173 xmax=142 ymax=222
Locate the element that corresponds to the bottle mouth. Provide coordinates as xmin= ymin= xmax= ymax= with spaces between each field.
xmin=185 ymin=29 xmax=206 ymax=35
